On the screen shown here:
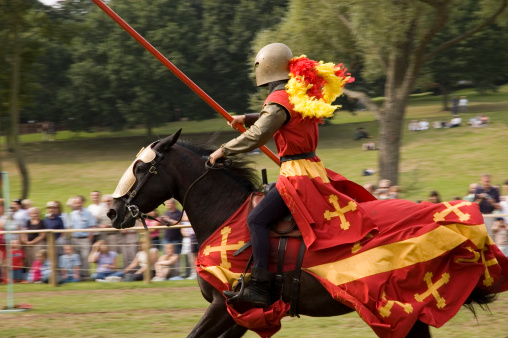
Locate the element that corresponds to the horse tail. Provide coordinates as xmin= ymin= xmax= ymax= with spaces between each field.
xmin=462 ymin=287 xmax=498 ymax=319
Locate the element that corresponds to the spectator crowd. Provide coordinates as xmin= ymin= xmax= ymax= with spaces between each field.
xmin=1 ymin=172 xmax=508 ymax=284
xmin=0 ymin=192 xmax=197 ymax=284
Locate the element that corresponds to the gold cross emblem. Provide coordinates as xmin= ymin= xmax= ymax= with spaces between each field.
xmin=203 ymin=226 xmax=245 ymax=270
xmin=480 ymin=247 xmax=498 ymax=287
xmin=414 ymin=272 xmax=450 ymax=308
xmin=323 ymin=194 xmax=357 ymax=230
xmin=433 ymin=201 xmax=472 ymax=222
xmin=378 ymin=292 xmax=413 ymax=318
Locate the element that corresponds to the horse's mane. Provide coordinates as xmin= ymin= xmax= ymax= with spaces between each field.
xmin=176 ymin=140 xmax=261 ymax=193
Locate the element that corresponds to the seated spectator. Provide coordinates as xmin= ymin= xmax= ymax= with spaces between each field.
xmin=388 ymin=185 xmax=400 ymax=199
xmin=354 ymin=127 xmax=372 ymax=140
xmin=409 ymin=120 xmax=419 ymax=131
xmin=418 ymin=120 xmax=429 ymax=131
xmin=468 ymin=116 xmax=482 ymax=127
xmin=40 ymin=251 xmax=52 ymax=284
xmin=428 ymin=190 xmax=442 ymax=204
xmin=362 ymin=168 xmax=376 ymax=176
xmin=447 ymin=115 xmax=461 ymax=128
xmin=27 ymin=249 xmax=46 ymax=283
xmin=374 ymin=179 xmax=391 ymax=200
xmin=491 ymin=218 xmax=508 ymax=256
xmin=432 ymin=121 xmax=445 ymax=129
xmin=479 ymin=113 xmax=490 ymax=126
xmin=152 ymin=244 xmax=180 ymax=281
xmin=122 ymin=238 xmax=158 ymax=282
xmin=59 ymin=244 xmax=81 ymax=283
xmin=361 ymin=142 xmax=377 ymax=151
xmin=10 ymin=239 xmax=25 ymax=283
xmin=88 ymin=240 xmax=122 ymax=281
xmin=363 ymin=183 xmax=376 ymax=195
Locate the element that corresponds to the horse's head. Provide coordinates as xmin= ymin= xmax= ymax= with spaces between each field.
xmin=107 ymin=129 xmax=183 ymax=229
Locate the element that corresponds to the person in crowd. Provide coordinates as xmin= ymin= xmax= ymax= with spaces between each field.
xmin=96 ymin=194 xmax=119 ymax=252
xmin=145 ymin=210 xmax=162 ymax=251
xmin=122 ymin=237 xmax=158 ymax=282
xmin=474 ymin=173 xmax=501 ymax=214
xmin=428 ymin=190 xmax=442 ymax=204
xmin=408 ymin=120 xmax=419 ymax=131
xmin=20 ymin=207 xmax=47 ymax=270
xmin=491 ymin=218 xmax=508 ymax=256
xmin=118 ymin=225 xmax=139 ymax=269
xmin=388 ymin=185 xmax=400 ymax=199
xmin=451 ymin=96 xmax=459 ymax=115
xmin=40 ymin=250 xmax=52 ymax=284
xmin=44 ymin=201 xmax=66 ymax=256
xmin=362 ymin=183 xmax=375 ymax=196
xmin=88 ymin=191 xmax=105 ymax=243
xmin=27 ymin=249 xmax=46 ymax=283
xmin=458 ymin=95 xmax=468 ymax=114
xmin=354 ymin=127 xmax=372 ymax=140
xmin=479 ymin=113 xmax=490 ymax=126
xmin=56 ymin=200 xmax=70 ymax=229
xmin=373 ymin=179 xmax=391 ymax=200
xmin=180 ymin=212 xmax=197 ymax=279
xmin=462 ymin=183 xmax=478 ymax=202
xmin=418 ymin=119 xmax=429 ymax=131
xmin=68 ymin=195 xmax=97 ymax=279
xmin=152 ymin=243 xmax=180 ymax=281
xmin=88 ymin=240 xmax=122 ymax=281
xmin=59 ymin=244 xmax=81 ymax=283
xmin=0 ymin=198 xmax=6 ymax=279
xmin=162 ymin=199 xmax=183 ymax=256
xmin=10 ymin=239 xmax=25 ymax=282
xmin=11 ymin=199 xmax=29 ymax=236
xmin=447 ymin=115 xmax=461 ymax=128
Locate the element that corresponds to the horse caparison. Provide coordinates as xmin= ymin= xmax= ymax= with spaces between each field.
xmin=107 ymin=130 xmax=495 ymax=338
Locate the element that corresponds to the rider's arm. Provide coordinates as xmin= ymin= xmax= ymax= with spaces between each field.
xmin=221 ymin=103 xmax=288 ymax=156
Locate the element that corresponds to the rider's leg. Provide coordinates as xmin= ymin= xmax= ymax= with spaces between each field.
xmin=224 ymin=187 xmax=289 ymax=307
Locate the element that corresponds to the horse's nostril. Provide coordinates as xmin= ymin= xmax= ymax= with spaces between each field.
xmin=107 ymin=209 xmax=117 ymax=220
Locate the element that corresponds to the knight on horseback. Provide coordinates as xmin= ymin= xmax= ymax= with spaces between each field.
xmin=209 ymin=43 xmax=367 ymax=308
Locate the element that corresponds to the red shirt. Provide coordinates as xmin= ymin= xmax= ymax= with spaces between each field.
xmin=11 ymin=249 xmax=25 ymax=270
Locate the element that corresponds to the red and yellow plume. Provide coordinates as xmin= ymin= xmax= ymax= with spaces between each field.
xmin=286 ymin=56 xmax=354 ymax=119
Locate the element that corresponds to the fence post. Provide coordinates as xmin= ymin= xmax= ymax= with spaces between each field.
xmin=47 ymin=232 xmax=58 ymax=287
xmin=143 ymin=234 xmax=152 ymax=284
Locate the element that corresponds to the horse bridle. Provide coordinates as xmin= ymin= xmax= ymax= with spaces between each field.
xmin=120 ymin=144 xmax=231 ymax=230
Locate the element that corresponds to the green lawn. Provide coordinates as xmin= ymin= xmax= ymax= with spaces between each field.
xmin=1 ymin=281 xmax=507 ymax=337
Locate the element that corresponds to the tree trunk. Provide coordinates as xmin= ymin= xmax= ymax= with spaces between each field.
xmin=9 ymin=16 xmax=30 ymax=199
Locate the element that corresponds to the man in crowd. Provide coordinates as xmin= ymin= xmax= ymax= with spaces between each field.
xmin=68 ymin=195 xmax=96 ymax=279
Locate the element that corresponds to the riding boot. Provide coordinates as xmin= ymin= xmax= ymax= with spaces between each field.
xmin=223 ymin=267 xmax=272 ymax=308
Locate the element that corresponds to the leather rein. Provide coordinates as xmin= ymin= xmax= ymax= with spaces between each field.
xmin=120 ymin=147 xmax=231 ymax=230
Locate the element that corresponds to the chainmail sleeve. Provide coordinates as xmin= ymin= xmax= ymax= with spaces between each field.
xmin=221 ymin=103 xmax=287 ymax=156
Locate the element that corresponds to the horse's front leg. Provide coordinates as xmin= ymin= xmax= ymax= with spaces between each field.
xmin=188 ymin=288 xmax=245 ymax=338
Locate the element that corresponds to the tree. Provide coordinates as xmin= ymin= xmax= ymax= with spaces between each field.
xmin=0 ymin=0 xmax=48 ymax=199
xmin=254 ymin=0 xmax=507 ymax=184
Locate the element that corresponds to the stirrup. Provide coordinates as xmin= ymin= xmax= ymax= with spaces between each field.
xmin=223 ymin=275 xmax=247 ymax=303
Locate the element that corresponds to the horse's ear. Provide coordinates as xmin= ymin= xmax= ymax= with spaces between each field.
xmin=158 ymin=129 xmax=182 ymax=151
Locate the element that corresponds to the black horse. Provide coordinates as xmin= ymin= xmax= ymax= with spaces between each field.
xmin=107 ymin=130 xmax=494 ymax=338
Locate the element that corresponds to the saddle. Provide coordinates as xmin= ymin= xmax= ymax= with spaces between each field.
xmin=234 ymin=184 xmax=305 ymax=317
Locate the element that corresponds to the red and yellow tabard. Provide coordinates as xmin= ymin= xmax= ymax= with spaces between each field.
xmin=196 ymin=196 xmax=508 ymax=338
xmin=265 ymin=90 xmax=378 ymax=251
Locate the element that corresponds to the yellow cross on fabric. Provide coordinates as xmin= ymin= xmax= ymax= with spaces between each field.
xmin=414 ymin=272 xmax=450 ymax=309
xmin=378 ymin=292 xmax=413 ymax=318
xmin=203 ymin=226 xmax=245 ymax=270
xmin=480 ymin=247 xmax=498 ymax=287
xmin=433 ymin=201 xmax=472 ymax=222
xmin=323 ymin=194 xmax=357 ymax=230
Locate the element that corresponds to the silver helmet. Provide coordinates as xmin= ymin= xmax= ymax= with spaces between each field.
xmin=254 ymin=43 xmax=293 ymax=87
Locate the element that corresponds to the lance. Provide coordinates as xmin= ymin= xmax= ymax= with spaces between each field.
xmin=91 ymin=0 xmax=280 ymax=165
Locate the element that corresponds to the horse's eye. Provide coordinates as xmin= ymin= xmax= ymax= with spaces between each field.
xmin=135 ymin=165 xmax=146 ymax=174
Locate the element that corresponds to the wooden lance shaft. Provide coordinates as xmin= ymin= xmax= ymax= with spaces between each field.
xmin=91 ymin=0 xmax=280 ymax=165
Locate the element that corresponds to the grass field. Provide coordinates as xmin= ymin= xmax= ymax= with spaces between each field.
xmin=1 ymin=86 xmax=508 ymax=337
xmin=1 ymin=281 xmax=508 ymax=337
